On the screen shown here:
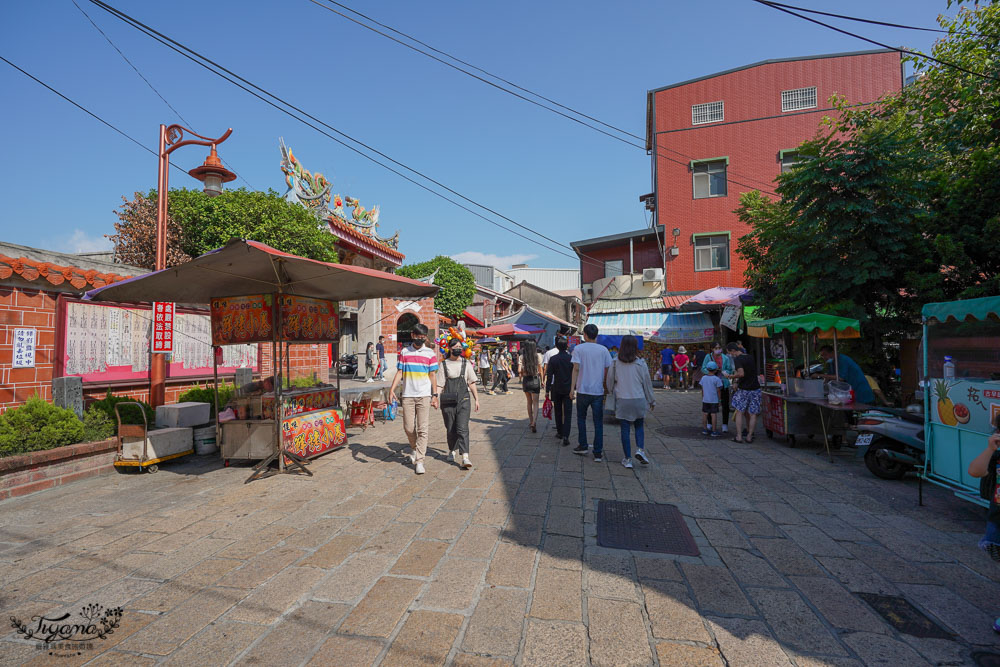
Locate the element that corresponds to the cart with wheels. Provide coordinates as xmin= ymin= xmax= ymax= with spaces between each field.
xmin=113 ymin=401 xmax=193 ymax=473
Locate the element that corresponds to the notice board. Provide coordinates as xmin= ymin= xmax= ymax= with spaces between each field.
xmin=57 ymin=298 xmax=259 ymax=384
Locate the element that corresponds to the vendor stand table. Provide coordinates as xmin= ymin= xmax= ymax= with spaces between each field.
xmin=763 ymin=391 xmax=873 ymax=461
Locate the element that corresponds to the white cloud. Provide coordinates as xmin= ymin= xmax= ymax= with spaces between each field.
xmin=451 ymin=251 xmax=538 ymax=269
xmin=57 ymin=229 xmax=113 ymax=254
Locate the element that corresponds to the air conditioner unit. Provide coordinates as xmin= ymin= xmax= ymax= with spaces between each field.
xmin=581 ymin=285 xmax=593 ymax=302
xmin=642 ymin=268 xmax=664 ymax=283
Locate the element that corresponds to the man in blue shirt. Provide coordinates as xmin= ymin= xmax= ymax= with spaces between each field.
xmin=660 ymin=346 xmax=675 ymax=389
xmin=819 ymin=345 xmax=874 ymax=404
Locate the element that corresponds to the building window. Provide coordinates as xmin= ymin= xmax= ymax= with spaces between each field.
xmin=694 ymin=234 xmax=730 ymax=271
xmin=781 ymin=86 xmax=817 ymax=112
xmin=780 ymin=151 xmax=801 ymax=173
xmin=691 ymin=101 xmax=724 ymax=125
xmin=604 ymin=260 xmax=623 ymax=278
xmin=692 ymin=160 xmax=728 ymax=198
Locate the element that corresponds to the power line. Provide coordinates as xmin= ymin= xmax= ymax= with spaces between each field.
xmin=85 ymin=0 xmax=621 ymax=271
xmin=759 ymin=1 xmax=994 ymax=40
xmin=69 ymin=0 xmax=255 ymax=190
xmin=308 ymin=0 xmax=781 ymax=195
xmin=751 ymin=0 xmax=1000 ymax=83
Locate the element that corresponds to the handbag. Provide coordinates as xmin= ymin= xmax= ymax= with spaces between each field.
xmin=524 ymin=376 xmax=541 ymax=393
xmin=542 ymin=397 xmax=553 ymax=420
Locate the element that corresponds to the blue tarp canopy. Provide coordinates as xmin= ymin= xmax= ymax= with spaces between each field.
xmin=596 ymin=335 xmax=644 ymax=350
xmin=585 ymin=312 xmax=715 ymax=343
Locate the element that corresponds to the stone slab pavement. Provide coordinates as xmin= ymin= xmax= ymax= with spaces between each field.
xmin=1 ymin=384 xmax=998 ymax=665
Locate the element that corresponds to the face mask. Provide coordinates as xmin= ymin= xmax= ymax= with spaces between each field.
xmin=450 ymin=348 xmax=462 ymax=357
xmin=714 ymin=349 xmax=721 ymax=355
xmin=412 ymin=338 xmax=425 ymax=348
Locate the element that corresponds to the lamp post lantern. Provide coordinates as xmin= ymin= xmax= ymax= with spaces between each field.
xmin=151 ymin=124 xmax=235 ymax=407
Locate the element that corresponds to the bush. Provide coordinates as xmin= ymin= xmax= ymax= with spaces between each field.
xmin=82 ymin=406 xmax=116 ymax=443
xmin=178 ymin=383 xmax=234 ymax=416
xmin=0 ymin=397 xmax=85 ymax=457
xmin=89 ymin=390 xmax=155 ymax=426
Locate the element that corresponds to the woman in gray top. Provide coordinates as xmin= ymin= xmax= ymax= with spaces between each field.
xmin=605 ymin=335 xmax=655 ymax=469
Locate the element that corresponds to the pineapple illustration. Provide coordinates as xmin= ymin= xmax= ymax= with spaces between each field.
xmin=935 ymin=380 xmax=958 ymax=426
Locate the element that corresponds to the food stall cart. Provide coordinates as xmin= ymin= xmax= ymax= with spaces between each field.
xmin=747 ymin=313 xmax=874 ymax=461
xmin=921 ymin=296 xmax=1000 ymax=506
xmin=84 ymin=239 xmax=438 ymax=482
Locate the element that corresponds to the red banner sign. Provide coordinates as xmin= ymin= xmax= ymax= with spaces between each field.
xmin=281 ymin=407 xmax=347 ymax=459
xmin=152 ymin=302 xmax=174 ymax=353
xmin=278 ymin=295 xmax=339 ymax=342
xmin=211 ymin=295 xmax=274 ymax=345
xmin=763 ymin=392 xmax=786 ymax=436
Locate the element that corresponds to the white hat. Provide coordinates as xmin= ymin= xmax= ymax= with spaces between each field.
xmin=678 ymin=346 xmax=687 ymax=354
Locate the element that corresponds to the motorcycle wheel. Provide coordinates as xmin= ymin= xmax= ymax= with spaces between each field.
xmin=863 ymin=438 xmax=910 ymax=480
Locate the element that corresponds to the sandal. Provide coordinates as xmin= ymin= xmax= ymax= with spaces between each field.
xmin=731 ymin=437 xmax=744 ymax=443
xmin=746 ymin=434 xmax=755 ymax=443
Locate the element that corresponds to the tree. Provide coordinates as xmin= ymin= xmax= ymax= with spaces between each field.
xmin=396 ymin=256 xmax=475 ymax=318
xmin=110 ymin=188 xmax=339 ymax=269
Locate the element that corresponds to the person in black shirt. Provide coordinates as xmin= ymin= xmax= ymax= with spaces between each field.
xmin=545 ymin=336 xmax=574 ymax=446
xmin=726 ymin=342 xmax=761 ymax=443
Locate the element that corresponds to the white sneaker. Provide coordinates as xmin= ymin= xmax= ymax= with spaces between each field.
xmin=407 ymin=451 xmax=415 ymax=464
xmin=415 ymin=462 xmax=425 ymax=474
xmin=447 ymin=450 xmax=456 ymax=462
xmin=721 ymin=424 xmax=729 ymax=433
xmin=634 ymin=449 xmax=650 ymax=465
xmin=622 ymin=457 xmax=633 ymax=469
xmin=461 ymin=454 xmax=472 ymax=470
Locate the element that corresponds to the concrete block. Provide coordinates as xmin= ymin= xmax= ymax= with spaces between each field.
xmin=121 ymin=427 xmax=193 ymax=461
xmin=52 ymin=376 xmax=83 ymax=418
xmin=155 ymin=402 xmax=210 ymax=428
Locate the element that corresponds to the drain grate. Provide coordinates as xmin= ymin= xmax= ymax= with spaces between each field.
xmin=596 ymin=500 xmax=700 ymax=556
xmin=856 ymin=593 xmax=954 ymax=639
xmin=973 ymin=651 xmax=1000 ymax=667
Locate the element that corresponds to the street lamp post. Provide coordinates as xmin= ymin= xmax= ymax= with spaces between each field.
xmin=151 ymin=124 xmax=236 ymax=407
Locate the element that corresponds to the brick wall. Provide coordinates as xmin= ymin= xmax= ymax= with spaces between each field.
xmin=652 ymin=50 xmax=903 ymax=292
xmin=579 ymin=239 xmax=663 ymax=286
xmin=0 ymin=286 xmax=57 ymax=408
xmin=0 ymin=438 xmax=118 ymax=501
xmin=379 ymin=297 xmax=438 ymax=354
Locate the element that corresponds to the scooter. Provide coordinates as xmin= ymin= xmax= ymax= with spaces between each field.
xmin=854 ymin=404 xmax=925 ymax=480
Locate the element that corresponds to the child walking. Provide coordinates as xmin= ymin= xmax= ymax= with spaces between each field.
xmin=699 ymin=361 xmax=724 ymax=437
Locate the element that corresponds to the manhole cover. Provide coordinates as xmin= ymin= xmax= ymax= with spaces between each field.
xmin=973 ymin=651 xmax=1000 ymax=667
xmin=856 ymin=593 xmax=954 ymax=639
xmin=596 ymin=500 xmax=700 ymax=556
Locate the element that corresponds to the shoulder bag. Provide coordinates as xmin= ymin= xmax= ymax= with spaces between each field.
xmin=439 ymin=358 xmax=467 ymax=408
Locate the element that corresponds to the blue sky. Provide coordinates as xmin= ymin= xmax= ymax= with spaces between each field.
xmin=1 ymin=0 xmax=953 ymax=269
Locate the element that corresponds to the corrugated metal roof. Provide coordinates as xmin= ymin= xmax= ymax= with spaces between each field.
xmin=588 ymin=297 xmax=666 ymax=314
xmin=662 ymin=295 xmax=691 ymax=309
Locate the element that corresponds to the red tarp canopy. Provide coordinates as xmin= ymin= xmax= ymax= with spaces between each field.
xmin=475 ymin=323 xmax=544 ymax=337
xmin=84 ymin=239 xmax=439 ymax=304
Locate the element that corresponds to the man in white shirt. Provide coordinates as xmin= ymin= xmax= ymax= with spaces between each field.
xmin=388 ymin=324 xmax=439 ymax=474
xmin=570 ymin=324 xmax=613 ymax=462
xmin=542 ymin=344 xmax=559 ymax=371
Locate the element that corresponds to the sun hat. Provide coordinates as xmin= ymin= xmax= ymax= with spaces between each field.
xmin=678 ymin=346 xmax=687 ymax=354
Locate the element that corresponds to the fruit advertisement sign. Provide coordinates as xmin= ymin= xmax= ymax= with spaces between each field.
xmin=929 ymin=379 xmax=1000 ymax=434
xmin=277 ymin=295 xmax=339 ymax=342
xmin=211 ymin=295 xmax=274 ymax=345
xmin=281 ymin=407 xmax=347 ymax=459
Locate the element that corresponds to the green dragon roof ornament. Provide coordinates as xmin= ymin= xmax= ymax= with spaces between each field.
xmin=279 ymin=138 xmax=400 ymax=249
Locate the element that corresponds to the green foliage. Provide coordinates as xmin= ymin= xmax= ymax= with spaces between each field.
xmin=0 ymin=398 xmax=85 ymax=457
xmin=82 ymin=406 xmax=116 ymax=443
xmin=396 ymin=256 xmax=475 ymax=317
xmin=178 ymin=384 xmax=235 ymax=416
xmin=284 ymin=376 xmax=318 ymax=389
xmin=89 ymin=390 xmax=155 ymax=427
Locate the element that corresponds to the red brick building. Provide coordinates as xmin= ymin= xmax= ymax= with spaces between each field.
xmin=571 ymin=226 xmax=666 ymax=303
xmin=646 ymin=49 xmax=903 ymax=292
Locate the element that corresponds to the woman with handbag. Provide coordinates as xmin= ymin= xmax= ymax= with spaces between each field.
xmin=605 ymin=335 xmax=655 ymax=469
xmin=435 ymin=336 xmax=480 ymax=469
xmin=520 ymin=339 xmax=544 ymax=432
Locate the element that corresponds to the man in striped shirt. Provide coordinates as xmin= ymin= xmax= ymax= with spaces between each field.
xmin=389 ymin=323 xmax=439 ymax=474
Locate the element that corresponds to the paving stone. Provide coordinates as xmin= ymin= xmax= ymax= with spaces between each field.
xmin=471 ymin=500 xmax=511 ymax=526
xmin=920 ymin=561 xmax=1000 ymax=615
xmin=586 ymin=553 xmax=639 ymax=601
xmin=803 ymin=513 xmax=869 ymax=542
xmin=346 ymin=504 xmax=402 ymax=536
xmin=419 ymin=558 xmax=488 ymax=610
xmin=789 ymin=575 xmax=890 ymax=634
xmin=281 ymin=518 xmax=352 ymax=549
xmin=717 ymin=547 xmax=788 ymax=588
xmin=226 ymin=566 xmax=325 ymax=624
xmin=381 ymin=610 xmax=463 ymax=667
xmin=306 ymin=634 xmax=385 ymax=667
xmin=160 ymin=621 xmax=260 ymax=666
xmin=707 ymin=616 xmax=794 ymax=667
xmin=339 ymin=576 xmax=423 ymax=638
xmin=841 ymin=542 xmax=938 ymax=584
xmin=128 ymin=578 xmax=199 ymax=614
xmin=529 ymin=567 xmax=581 ymax=621
xmin=486 ymin=541 xmax=536 ymax=588
xmin=538 ymin=534 xmax=583 ymax=570
xmin=544 ymin=505 xmax=583 ymax=538
xmin=642 ymin=579 xmax=712 ymax=643
xmin=654 ymin=642 xmax=725 ymax=666
xmin=419 ymin=511 xmax=471 ymax=541
xmin=780 ymin=525 xmax=852 ymax=557
xmin=330 ymin=494 xmax=381 ymax=517
xmin=391 ymin=540 xmax=449 ymax=577
xmin=756 ymin=502 xmax=808 ymax=525
xmin=521 ymin=619 xmax=587 ymax=667
xmin=299 ymin=534 xmax=369 ymax=569
xmin=898 ymin=583 xmax=998 ymax=645
xmin=364 ymin=522 xmax=423 ymax=556
xmin=451 ymin=654 xmax=513 ymax=667
xmin=215 ymin=546 xmax=306 ymax=589
xmin=751 ymin=537 xmax=824 ymax=576
xmin=73 ymin=650 xmax=158 ymax=666
xmin=404 ymin=496 xmax=446 ymax=518
xmin=587 ymin=597 xmax=653 ymax=667
xmin=696 ymin=519 xmax=751 ymax=549
xmin=502 ymin=513 xmax=545 ymax=546
xmin=550 ymin=486 xmax=582 ymax=507
xmin=313 ymin=552 xmax=393 ymax=601
xmin=747 ymin=587 xmax=846 ymax=655
xmin=816 ymin=556 xmax=899 ymax=595
xmin=634 ymin=556 xmax=683 ymax=582
xmin=462 ymin=587 xmax=528 ymax=656
xmin=841 ymin=631 xmax=932 ymax=666
xmin=451 ymin=524 xmax=501 ymax=559
xmin=514 ymin=491 xmax=550 ymax=516
xmin=238 ymin=600 xmax=350 ymax=665
xmin=681 ymin=563 xmax=756 ymax=617
xmin=118 ymin=587 xmax=243 ymax=656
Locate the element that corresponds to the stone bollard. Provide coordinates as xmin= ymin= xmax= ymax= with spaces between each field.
xmin=52 ymin=376 xmax=83 ymax=418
